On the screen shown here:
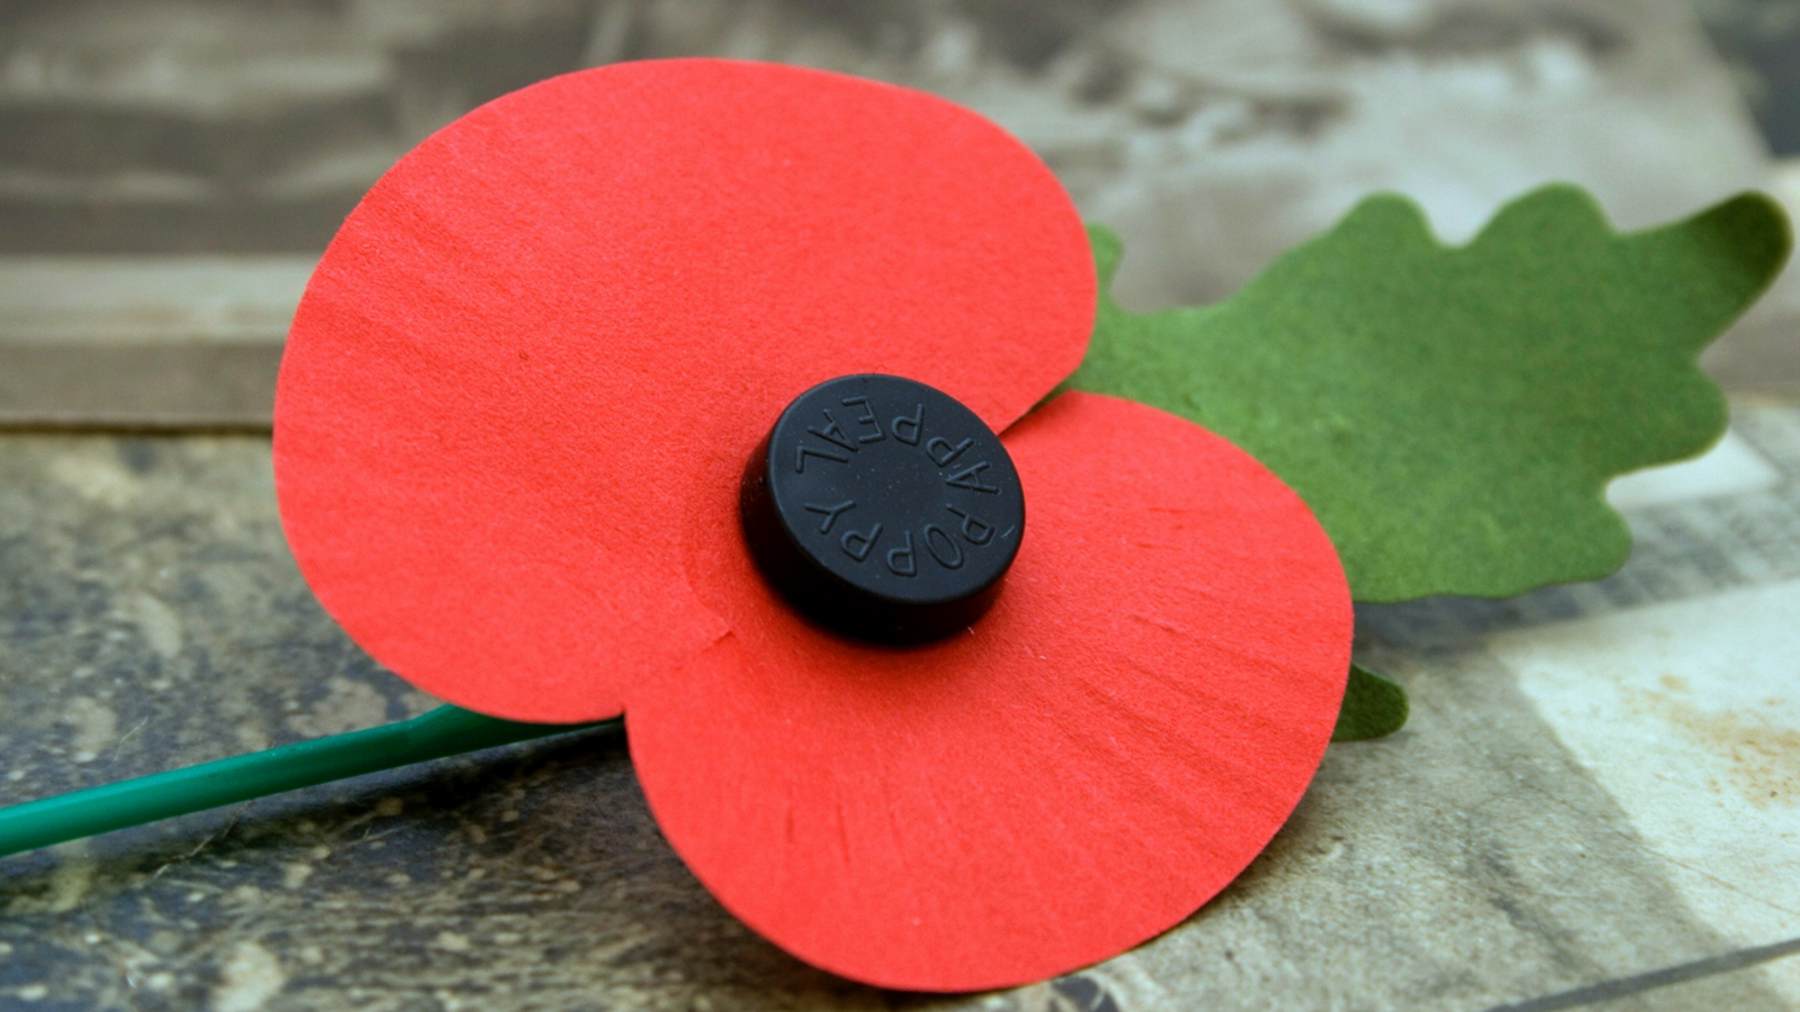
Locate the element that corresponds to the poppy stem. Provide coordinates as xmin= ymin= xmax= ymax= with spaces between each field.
xmin=0 ymin=705 xmax=617 ymax=859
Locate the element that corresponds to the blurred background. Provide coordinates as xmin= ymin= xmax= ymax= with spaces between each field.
xmin=2 ymin=0 xmax=1799 ymax=424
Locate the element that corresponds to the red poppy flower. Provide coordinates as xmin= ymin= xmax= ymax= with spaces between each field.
xmin=273 ymin=59 xmax=1352 ymax=991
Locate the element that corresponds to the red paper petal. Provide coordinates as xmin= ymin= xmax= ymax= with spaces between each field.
xmin=633 ymin=392 xmax=1352 ymax=990
xmin=273 ymin=60 xmax=1093 ymax=721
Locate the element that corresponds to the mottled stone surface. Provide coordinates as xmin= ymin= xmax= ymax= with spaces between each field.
xmin=2 ymin=428 xmax=1797 ymax=1010
xmin=0 ymin=436 xmax=879 ymax=1010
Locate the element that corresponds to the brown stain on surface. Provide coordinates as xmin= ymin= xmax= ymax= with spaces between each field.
xmin=1632 ymin=678 xmax=1800 ymax=808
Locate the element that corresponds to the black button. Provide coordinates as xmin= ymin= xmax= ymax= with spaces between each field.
xmin=740 ymin=374 xmax=1025 ymax=644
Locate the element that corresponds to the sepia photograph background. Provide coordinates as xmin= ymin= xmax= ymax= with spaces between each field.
xmin=5 ymin=0 xmax=1800 ymax=424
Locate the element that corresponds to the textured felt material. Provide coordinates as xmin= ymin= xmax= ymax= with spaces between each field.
xmin=635 ymin=391 xmax=1352 ymax=991
xmin=273 ymin=60 xmax=1093 ymax=722
xmin=1332 ymin=664 xmax=1409 ymax=742
xmin=1070 ymin=187 xmax=1792 ymax=602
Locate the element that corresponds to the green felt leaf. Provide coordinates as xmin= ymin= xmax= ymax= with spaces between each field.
xmin=1071 ymin=186 xmax=1791 ymax=602
xmin=1332 ymin=664 xmax=1409 ymax=742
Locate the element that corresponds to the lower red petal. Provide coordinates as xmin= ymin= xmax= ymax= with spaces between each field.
xmin=632 ymin=391 xmax=1352 ymax=989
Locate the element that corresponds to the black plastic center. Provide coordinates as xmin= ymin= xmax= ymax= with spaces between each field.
xmin=740 ymin=373 xmax=1025 ymax=643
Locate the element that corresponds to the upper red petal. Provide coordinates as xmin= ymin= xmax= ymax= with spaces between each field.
xmin=636 ymin=392 xmax=1352 ymax=989
xmin=273 ymin=60 xmax=1093 ymax=721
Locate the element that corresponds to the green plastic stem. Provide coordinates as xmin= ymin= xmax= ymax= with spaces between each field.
xmin=0 ymin=705 xmax=616 ymax=859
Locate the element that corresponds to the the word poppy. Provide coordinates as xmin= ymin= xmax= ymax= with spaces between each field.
xmin=273 ymin=58 xmax=1352 ymax=990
